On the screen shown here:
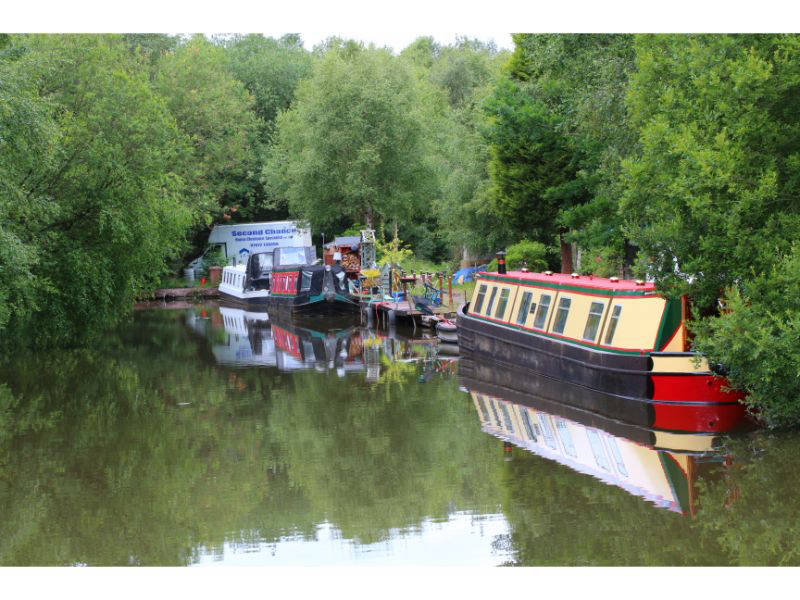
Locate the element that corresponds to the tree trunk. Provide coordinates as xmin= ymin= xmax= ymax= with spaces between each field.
xmin=559 ymin=232 xmax=573 ymax=274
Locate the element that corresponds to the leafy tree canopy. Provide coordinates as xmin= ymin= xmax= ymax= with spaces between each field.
xmin=265 ymin=43 xmax=436 ymax=232
xmin=621 ymin=34 xmax=800 ymax=311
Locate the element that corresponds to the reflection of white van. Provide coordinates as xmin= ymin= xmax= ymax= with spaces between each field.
xmin=188 ymin=221 xmax=311 ymax=272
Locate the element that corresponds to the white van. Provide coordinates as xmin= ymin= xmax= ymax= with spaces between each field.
xmin=188 ymin=221 xmax=312 ymax=272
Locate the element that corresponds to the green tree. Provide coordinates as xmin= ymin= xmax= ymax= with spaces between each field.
xmin=220 ymin=34 xmax=313 ymax=139
xmin=409 ymin=37 xmax=509 ymax=262
xmin=484 ymin=76 xmax=584 ymax=271
xmin=1 ymin=34 xmax=196 ymax=345
xmin=483 ymin=34 xmax=636 ymax=273
xmin=153 ymin=35 xmax=261 ymax=224
xmin=265 ymin=43 xmax=435 ymax=233
xmin=0 ymin=45 xmax=60 ymax=329
xmin=621 ymin=34 xmax=800 ymax=312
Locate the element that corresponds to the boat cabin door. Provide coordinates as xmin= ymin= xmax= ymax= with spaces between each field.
xmin=246 ymin=252 xmax=273 ymax=290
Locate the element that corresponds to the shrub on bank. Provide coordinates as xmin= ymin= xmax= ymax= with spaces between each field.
xmin=487 ymin=240 xmax=550 ymax=272
xmin=691 ymin=247 xmax=800 ymax=428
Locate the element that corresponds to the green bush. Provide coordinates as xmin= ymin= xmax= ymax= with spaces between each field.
xmin=579 ymin=246 xmax=624 ymax=278
xmin=691 ymin=246 xmax=800 ymax=428
xmin=487 ymin=240 xmax=549 ymax=272
xmin=506 ymin=240 xmax=548 ymax=271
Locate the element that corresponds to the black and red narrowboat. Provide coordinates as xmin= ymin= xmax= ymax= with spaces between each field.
xmin=265 ymin=246 xmax=359 ymax=315
xmin=457 ymin=267 xmax=751 ymax=434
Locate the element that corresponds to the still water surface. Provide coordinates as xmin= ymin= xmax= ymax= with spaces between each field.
xmin=1 ymin=303 xmax=799 ymax=566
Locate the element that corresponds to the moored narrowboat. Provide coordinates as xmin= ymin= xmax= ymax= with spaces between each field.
xmin=266 ymin=246 xmax=359 ymax=315
xmin=457 ymin=269 xmax=750 ymax=433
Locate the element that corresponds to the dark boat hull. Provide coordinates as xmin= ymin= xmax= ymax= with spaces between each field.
xmin=265 ymin=293 xmax=360 ymax=316
xmin=458 ymin=358 xmax=720 ymax=451
xmin=457 ymin=303 xmax=749 ymax=433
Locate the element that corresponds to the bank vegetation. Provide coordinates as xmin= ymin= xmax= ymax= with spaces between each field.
xmin=2 ymin=33 xmax=800 ymax=424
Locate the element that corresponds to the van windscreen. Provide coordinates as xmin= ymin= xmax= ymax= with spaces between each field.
xmin=277 ymin=247 xmax=310 ymax=266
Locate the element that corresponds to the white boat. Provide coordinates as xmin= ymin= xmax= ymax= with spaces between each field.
xmin=218 ymin=254 xmax=271 ymax=305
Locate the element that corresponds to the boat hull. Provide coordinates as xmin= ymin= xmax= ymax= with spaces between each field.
xmin=265 ymin=293 xmax=360 ymax=316
xmin=218 ymin=289 xmax=270 ymax=307
xmin=457 ymin=303 xmax=748 ymax=433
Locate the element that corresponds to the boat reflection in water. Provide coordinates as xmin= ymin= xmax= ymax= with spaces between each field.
xmin=198 ymin=303 xmax=441 ymax=379
xmin=459 ymin=350 xmax=736 ymax=515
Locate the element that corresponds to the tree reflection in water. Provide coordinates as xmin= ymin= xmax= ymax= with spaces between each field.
xmin=1 ymin=306 xmax=799 ymax=566
xmin=0 ymin=307 xmax=500 ymax=565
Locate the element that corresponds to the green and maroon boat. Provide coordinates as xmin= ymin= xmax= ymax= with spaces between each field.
xmin=266 ymin=246 xmax=359 ymax=315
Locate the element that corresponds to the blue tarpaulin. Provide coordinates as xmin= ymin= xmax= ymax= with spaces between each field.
xmin=452 ymin=265 xmax=487 ymax=285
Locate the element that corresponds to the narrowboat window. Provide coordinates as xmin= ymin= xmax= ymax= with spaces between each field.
xmin=532 ymin=294 xmax=551 ymax=329
xmin=521 ymin=410 xmax=537 ymax=442
xmin=499 ymin=402 xmax=514 ymax=433
xmin=582 ymin=301 xmax=605 ymax=342
xmin=552 ymin=297 xmax=572 ymax=334
xmin=587 ymin=429 xmax=611 ymax=471
xmin=477 ymin=395 xmax=491 ymax=422
xmin=484 ymin=287 xmax=498 ymax=316
xmin=604 ymin=305 xmax=622 ymax=345
xmin=473 ymin=284 xmax=487 ymax=314
xmin=489 ymin=398 xmax=502 ymax=428
xmin=516 ymin=291 xmax=533 ymax=325
xmin=555 ymin=419 xmax=577 ymax=458
xmin=495 ymin=288 xmax=511 ymax=319
xmin=300 ymin=270 xmax=313 ymax=291
xmin=606 ymin=436 xmax=628 ymax=477
xmin=538 ymin=415 xmax=557 ymax=450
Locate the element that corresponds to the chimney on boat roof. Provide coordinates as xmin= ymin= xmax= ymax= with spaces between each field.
xmin=496 ymin=251 xmax=506 ymax=274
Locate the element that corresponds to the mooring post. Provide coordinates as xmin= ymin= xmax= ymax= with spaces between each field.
xmin=448 ymin=274 xmax=453 ymax=308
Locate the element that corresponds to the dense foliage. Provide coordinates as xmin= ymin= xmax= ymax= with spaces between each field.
xmin=622 ymin=35 xmax=800 ymax=313
xmin=4 ymin=32 xmax=800 ymax=423
xmin=691 ymin=247 xmax=800 ymax=427
xmin=264 ymin=42 xmax=436 ymax=238
xmin=1 ymin=35 xmax=196 ymax=343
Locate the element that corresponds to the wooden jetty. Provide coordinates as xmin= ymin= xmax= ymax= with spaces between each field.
xmin=360 ymin=298 xmax=456 ymax=331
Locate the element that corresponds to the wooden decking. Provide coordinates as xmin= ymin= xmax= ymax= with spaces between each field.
xmin=360 ymin=298 xmax=457 ymax=330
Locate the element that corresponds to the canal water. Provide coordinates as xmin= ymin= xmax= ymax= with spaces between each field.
xmin=0 ymin=303 xmax=798 ymax=566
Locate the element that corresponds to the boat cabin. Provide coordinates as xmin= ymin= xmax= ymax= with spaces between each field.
xmin=468 ymin=271 xmax=688 ymax=354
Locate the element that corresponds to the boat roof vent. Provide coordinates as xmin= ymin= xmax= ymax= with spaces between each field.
xmin=571 ymin=272 xmax=579 ymax=278
xmin=544 ymin=270 xmax=553 ymax=276
xmin=609 ymin=276 xmax=619 ymax=282
xmin=635 ymin=279 xmax=644 ymax=285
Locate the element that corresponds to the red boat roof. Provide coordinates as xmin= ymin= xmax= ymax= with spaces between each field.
xmin=479 ymin=270 xmax=657 ymax=293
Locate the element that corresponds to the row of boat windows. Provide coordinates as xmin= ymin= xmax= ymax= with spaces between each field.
xmin=473 ymin=284 xmax=623 ymax=345
xmin=223 ymin=271 xmax=245 ymax=288
xmin=476 ymin=394 xmax=628 ymax=477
